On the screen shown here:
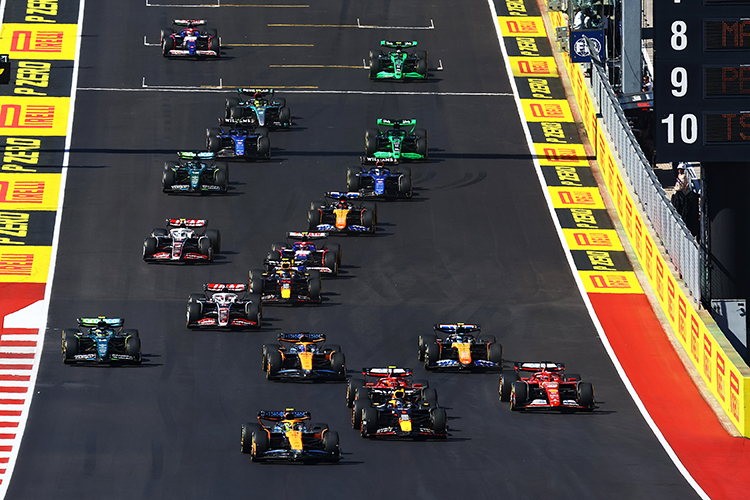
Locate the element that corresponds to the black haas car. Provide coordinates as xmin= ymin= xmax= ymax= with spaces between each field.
xmin=143 ymin=218 xmax=220 ymax=263
xmin=186 ymin=283 xmax=262 ymax=329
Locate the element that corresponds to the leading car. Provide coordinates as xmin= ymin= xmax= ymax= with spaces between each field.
xmin=62 ymin=317 xmax=141 ymax=365
xmin=224 ymin=88 xmax=291 ymax=129
xmin=241 ymin=410 xmax=341 ymax=463
xmin=369 ymin=40 xmax=428 ymax=80
xmin=499 ymin=362 xmax=595 ymax=412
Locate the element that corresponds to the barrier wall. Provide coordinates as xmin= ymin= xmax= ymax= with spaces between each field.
xmin=546 ymin=4 xmax=750 ymax=435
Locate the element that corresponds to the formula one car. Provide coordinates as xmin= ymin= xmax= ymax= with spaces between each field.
xmin=346 ymin=367 xmax=436 ymax=427
xmin=162 ymin=152 xmax=228 ymax=194
xmin=225 ymin=88 xmax=291 ymax=129
xmin=265 ymin=232 xmax=341 ymax=277
xmin=347 ymin=160 xmax=412 ymax=199
xmin=308 ymin=192 xmax=377 ymax=235
xmin=369 ymin=40 xmax=428 ymax=80
xmin=143 ymin=219 xmax=220 ymax=263
xmin=365 ymin=119 xmax=428 ymax=161
xmin=419 ymin=323 xmax=503 ymax=371
xmin=206 ymin=122 xmax=270 ymax=160
xmin=186 ymin=283 xmax=262 ymax=329
xmin=241 ymin=410 xmax=341 ymax=463
xmin=262 ymin=333 xmax=346 ymax=381
xmin=357 ymin=387 xmax=447 ymax=439
xmin=161 ymin=20 xmax=220 ymax=58
xmin=499 ymin=362 xmax=595 ymax=412
xmin=62 ymin=317 xmax=141 ymax=365
xmin=249 ymin=262 xmax=322 ymax=305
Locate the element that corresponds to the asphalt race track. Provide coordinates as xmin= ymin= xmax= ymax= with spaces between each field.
xmin=6 ymin=1 xmax=700 ymax=499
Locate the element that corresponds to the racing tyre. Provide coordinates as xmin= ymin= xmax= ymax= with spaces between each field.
xmin=326 ymin=344 xmax=342 ymax=354
xmin=577 ymin=382 xmax=595 ymax=410
xmin=510 ymin=381 xmax=528 ymax=411
xmin=214 ymin=168 xmax=228 ymax=193
xmin=416 ymin=138 xmax=428 ymax=159
xmin=369 ymin=58 xmax=381 ymax=79
xmin=310 ymin=199 xmax=327 ymax=210
xmin=273 ymin=98 xmax=286 ymax=108
xmin=160 ymin=29 xmax=173 ymax=43
xmin=416 ymin=58 xmax=428 ymax=77
xmin=250 ymin=428 xmax=269 ymax=461
xmin=151 ymin=228 xmax=168 ymax=237
xmin=198 ymin=237 xmax=212 ymax=259
xmin=261 ymin=344 xmax=279 ymax=370
xmin=225 ymin=97 xmax=239 ymax=117
xmin=415 ymin=128 xmax=428 ymax=140
xmin=123 ymin=329 xmax=140 ymax=338
xmin=331 ymin=352 xmax=346 ymax=380
xmin=126 ymin=336 xmax=141 ymax=363
xmin=186 ymin=301 xmax=202 ymax=327
xmin=162 ymin=162 xmax=177 ymax=191
xmin=229 ymin=106 xmax=245 ymax=120
xmin=204 ymin=229 xmax=221 ymax=253
xmin=245 ymin=299 xmax=262 ymax=328
xmin=209 ymin=33 xmax=220 ymax=56
xmin=162 ymin=36 xmax=174 ymax=57
xmin=279 ymin=107 xmax=291 ymax=124
xmin=361 ymin=210 xmax=375 ymax=234
xmin=564 ymin=373 xmax=581 ymax=382
xmin=62 ymin=330 xmax=78 ymax=364
xmin=421 ymin=387 xmax=438 ymax=407
xmin=346 ymin=379 xmax=364 ymax=407
xmin=188 ymin=293 xmax=204 ymax=304
xmin=424 ymin=342 xmax=440 ymax=370
xmin=499 ymin=372 xmax=518 ymax=402
xmin=369 ymin=49 xmax=384 ymax=61
xmin=270 ymin=242 xmax=286 ymax=252
xmin=257 ymin=137 xmax=271 ymax=158
xmin=207 ymin=135 xmax=221 ymax=153
xmin=308 ymin=278 xmax=322 ymax=303
xmin=249 ymin=269 xmax=264 ymax=294
xmin=323 ymin=431 xmax=341 ymax=461
xmin=241 ymin=422 xmax=261 ymax=453
xmin=266 ymin=350 xmax=282 ymax=380
xmin=365 ymin=129 xmax=379 ymax=155
xmin=361 ymin=406 xmax=378 ymax=438
xmin=398 ymin=168 xmax=412 ymax=197
xmin=347 ymin=166 xmax=362 ymax=191
xmin=255 ymin=127 xmax=269 ymax=138
xmin=430 ymin=407 xmax=447 ymax=437
xmin=362 ymin=202 xmax=377 ymax=224
xmin=329 ymin=243 xmax=342 ymax=266
xmin=143 ymin=237 xmax=157 ymax=260
xmin=323 ymin=250 xmax=338 ymax=276
xmin=350 ymin=400 xmax=364 ymax=429
xmin=267 ymin=250 xmax=282 ymax=262
xmin=418 ymin=334 xmax=436 ymax=361
xmin=488 ymin=342 xmax=504 ymax=366
xmin=308 ymin=209 xmax=322 ymax=231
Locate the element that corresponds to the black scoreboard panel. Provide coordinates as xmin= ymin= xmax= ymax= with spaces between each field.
xmin=654 ymin=1 xmax=750 ymax=161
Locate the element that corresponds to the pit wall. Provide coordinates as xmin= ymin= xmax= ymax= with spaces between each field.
xmin=544 ymin=2 xmax=750 ymax=435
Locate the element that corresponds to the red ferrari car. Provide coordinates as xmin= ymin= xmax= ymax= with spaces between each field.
xmin=499 ymin=362 xmax=595 ymax=412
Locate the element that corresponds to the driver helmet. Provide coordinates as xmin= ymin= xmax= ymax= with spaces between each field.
xmin=254 ymin=92 xmax=263 ymax=99
xmin=393 ymin=389 xmax=405 ymax=399
xmin=336 ymin=199 xmax=349 ymax=209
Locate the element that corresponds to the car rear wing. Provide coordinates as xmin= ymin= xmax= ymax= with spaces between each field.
xmin=204 ymin=283 xmax=248 ymax=292
xmin=178 ymin=151 xmax=214 ymax=160
xmin=258 ymin=410 xmax=311 ymax=422
xmin=361 ymin=156 xmax=398 ymax=165
xmin=77 ymin=317 xmax=124 ymax=328
xmin=514 ymin=362 xmax=565 ymax=372
xmin=286 ymin=231 xmax=329 ymax=241
xmin=377 ymin=118 xmax=417 ymax=127
xmin=220 ymin=117 xmax=256 ymax=128
xmin=381 ymin=40 xmax=417 ymax=48
xmin=434 ymin=323 xmax=481 ymax=335
xmin=362 ymin=367 xmax=413 ymax=378
xmin=173 ymin=20 xmax=207 ymax=27
xmin=325 ymin=191 xmax=362 ymax=200
xmin=239 ymin=87 xmax=273 ymax=95
xmin=278 ymin=332 xmax=326 ymax=343
xmin=167 ymin=218 xmax=207 ymax=228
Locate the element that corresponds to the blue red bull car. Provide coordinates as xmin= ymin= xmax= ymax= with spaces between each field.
xmin=161 ymin=20 xmax=220 ymax=58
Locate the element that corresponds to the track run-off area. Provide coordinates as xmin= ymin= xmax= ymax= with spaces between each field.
xmin=0 ymin=0 xmax=734 ymax=498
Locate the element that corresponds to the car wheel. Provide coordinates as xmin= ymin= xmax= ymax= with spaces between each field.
xmin=209 ymin=33 xmax=220 ymax=56
xmin=577 ymin=382 xmax=595 ymax=410
xmin=261 ymin=343 xmax=279 ymax=370
xmin=308 ymin=278 xmax=322 ymax=302
xmin=417 ymin=334 xmax=435 ymax=361
xmin=398 ymin=167 xmax=412 ymax=197
xmin=279 ymin=106 xmax=291 ymax=124
xmin=62 ymin=329 xmax=78 ymax=364
xmin=198 ymin=237 xmax=212 ymax=258
xmin=160 ymin=29 xmax=173 ymax=43
xmin=186 ymin=301 xmax=201 ymax=327
xmin=329 ymin=243 xmax=342 ymax=266
xmin=424 ymin=342 xmax=440 ymax=370
xmin=204 ymin=229 xmax=221 ymax=253
xmin=331 ymin=352 xmax=346 ymax=380
xmin=270 ymin=242 xmax=286 ymax=252
xmin=308 ymin=209 xmax=322 ymax=231
xmin=369 ymin=57 xmax=381 ymax=79
xmin=416 ymin=58 xmax=427 ymax=77
xmin=229 ymin=106 xmax=245 ymax=120
xmin=143 ymin=237 xmax=157 ymax=260
xmin=126 ymin=336 xmax=141 ymax=362
xmin=241 ymin=422 xmax=261 ymax=453
xmin=214 ymin=169 xmax=227 ymax=192
xmin=207 ymin=135 xmax=221 ymax=153
xmin=416 ymin=138 xmax=428 ymax=158
xmin=257 ymin=136 xmax=271 ymax=158
xmin=421 ymin=387 xmax=438 ymax=407
xmin=323 ymin=430 xmax=341 ymax=461
xmin=266 ymin=350 xmax=281 ymax=380
xmin=430 ymin=407 xmax=447 ymax=437
xmin=250 ymin=428 xmax=269 ymax=461
xmin=510 ymin=381 xmax=528 ymax=411
xmin=347 ymin=166 xmax=362 ymax=191
xmin=162 ymin=162 xmax=177 ymax=191
xmin=162 ymin=36 xmax=174 ymax=57
xmin=323 ymin=250 xmax=338 ymax=276
xmin=151 ymin=228 xmax=168 ymax=237
xmin=245 ymin=300 xmax=261 ymax=329
xmin=361 ymin=407 xmax=378 ymax=438
xmin=249 ymin=269 xmax=264 ymax=294
xmin=225 ymin=97 xmax=239 ymax=118
xmin=365 ymin=128 xmax=379 ymax=155
xmin=346 ymin=379 xmax=364 ymax=408
xmin=488 ymin=342 xmax=503 ymax=366
xmin=361 ymin=210 xmax=375 ymax=233
xmin=499 ymin=372 xmax=517 ymax=402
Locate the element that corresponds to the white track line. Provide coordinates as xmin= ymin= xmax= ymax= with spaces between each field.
xmin=356 ymin=18 xmax=434 ymax=29
xmin=486 ymin=0 xmax=708 ymax=498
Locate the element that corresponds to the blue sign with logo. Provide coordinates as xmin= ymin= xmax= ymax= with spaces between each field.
xmin=570 ymin=30 xmax=604 ymax=63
